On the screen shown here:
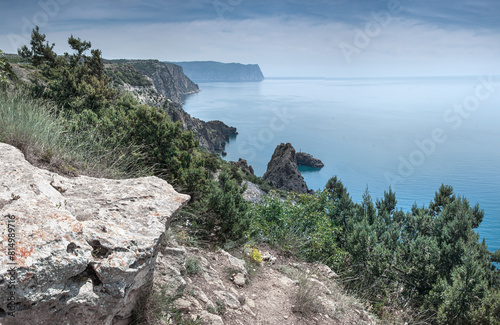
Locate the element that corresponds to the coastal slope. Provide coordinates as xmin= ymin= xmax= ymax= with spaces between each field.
xmin=105 ymin=59 xmax=236 ymax=153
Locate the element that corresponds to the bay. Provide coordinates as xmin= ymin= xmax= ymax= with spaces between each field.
xmin=183 ymin=76 xmax=500 ymax=252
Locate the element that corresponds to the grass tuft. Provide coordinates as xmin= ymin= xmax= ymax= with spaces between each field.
xmin=292 ymin=275 xmax=320 ymax=316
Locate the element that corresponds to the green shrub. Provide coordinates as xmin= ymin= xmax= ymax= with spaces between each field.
xmin=0 ymin=50 xmax=17 ymax=89
xmin=19 ymin=26 xmax=117 ymax=113
xmin=106 ymin=63 xmax=152 ymax=87
xmin=329 ymin=180 xmax=500 ymax=324
xmin=185 ymin=257 xmax=202 ymax=276
xmin=249 ymin=190 xmax=344 ymax=268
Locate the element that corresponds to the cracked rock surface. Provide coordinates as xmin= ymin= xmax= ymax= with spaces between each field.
xmin=0 ymin=143 xmax=190 ymax=325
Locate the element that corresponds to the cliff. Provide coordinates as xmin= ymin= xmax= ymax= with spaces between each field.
xmin=263 ymin=143 xmax=309 ymax=194
xmin=0 ymin=143 xmax=190 ymax=324
xmin=105 ymin=60 xmax=237 ymax=153
xmin=170 ymin=61 xmax=264 ymax=82
xmin=105 ymin=60 xmax=199 ymax=105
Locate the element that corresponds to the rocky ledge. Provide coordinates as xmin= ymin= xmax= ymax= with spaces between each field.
xmin=0 ymin=143 xmax=190 ymax=325
xmin=263 ymin=143 xmax=309 ymax=194
xmin=296 ymin=152 xmax=324 ymax=168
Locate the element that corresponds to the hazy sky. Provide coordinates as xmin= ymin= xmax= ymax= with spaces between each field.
xmin=1 ymin=0 xmax=499 ymax=77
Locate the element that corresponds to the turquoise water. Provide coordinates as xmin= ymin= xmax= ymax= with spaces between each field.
xmin=183 ymin=77 xmax=500 ymax=252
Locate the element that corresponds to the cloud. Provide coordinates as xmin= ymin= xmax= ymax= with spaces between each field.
xmin=10 ymin=15 xmax=494 ymax=77
xmin=1 ymin=0 xmax=499 ymax=77
xmin=403 ymin=0 xmax=500 ymax=30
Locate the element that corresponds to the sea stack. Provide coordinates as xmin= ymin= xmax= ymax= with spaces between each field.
xmin=296 ymin=152 xmax=324 ymax=168
xmin=263 ymin=143 xmax=309 ymax=194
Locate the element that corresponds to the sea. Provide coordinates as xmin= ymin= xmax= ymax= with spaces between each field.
xmin=183 ymin=76 xmax=500 ymax=253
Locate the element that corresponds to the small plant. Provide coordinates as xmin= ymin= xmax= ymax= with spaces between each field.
xmin=176 ymin=229 xmax=199 ymax=247
xmin=244 ymin=245 xmax=263 ymax=264
xmin=251 ymin=248 xmax=263 ymax=263
xmin=185 ymin=256 xmax=202 ymax=276
xmin=292 ymin=275 xmax=319 ymax=316
xmin=215 ymin=299 xmax=226 ymax=316
xmin=242 ymin=245 xmax=263 ymax=280
xmin=130 ymin=285 xmax=203 ymax=325
xmin=277 ymin=264 xmax=297 ymax=278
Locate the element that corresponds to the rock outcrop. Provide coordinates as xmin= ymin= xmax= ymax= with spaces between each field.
xmin=263 ymin=143 xmax=309 ymax=194
xmin=242 ymin=181 xmax=266 ymax=204
xmin=170 ymin=61 xmax=264 ymax=82
xmin=296 ymin=152 xmax=324 ymax=168
xmin=0 ymin=143 xmax=190 ymax=325
xmin=164 ymin=103 xmax=237 ymax=153
xmin=230 ymin=158 xmax=254 ymax=176
xmin=206 ymin=121 xmax=238 ymax=141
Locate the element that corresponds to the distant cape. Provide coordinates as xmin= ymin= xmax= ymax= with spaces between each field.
xmin=168 ymin=61 xmax=264 ymax=82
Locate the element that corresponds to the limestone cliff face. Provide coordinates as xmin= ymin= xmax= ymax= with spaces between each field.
xmin=170 ymin=61 xmax=264 ymax=82
xmin=263 ymin=143 xmax=309 ymax=194
xmin=106 ymin=59 xmax=199 ymax=105
xmin=0 ymin=143 xmax=190 ymax=325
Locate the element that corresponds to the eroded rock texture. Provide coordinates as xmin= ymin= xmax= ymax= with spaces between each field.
xmin=0 ymin=143 xmax=190 ymax=325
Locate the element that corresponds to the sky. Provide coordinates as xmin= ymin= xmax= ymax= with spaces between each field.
xmin=0 ymin=0 xmax=499 ymax=77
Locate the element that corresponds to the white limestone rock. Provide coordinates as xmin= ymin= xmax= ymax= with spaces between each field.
xmin=0 ymin=143 xmax=190 ymax=325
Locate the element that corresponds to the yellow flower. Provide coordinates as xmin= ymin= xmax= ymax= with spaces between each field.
xmin=251 ymin=248 xmax=263 ymax=263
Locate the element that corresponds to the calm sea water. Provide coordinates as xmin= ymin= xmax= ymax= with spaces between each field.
xmin=183 ymin=76 xmax=500 ymax=252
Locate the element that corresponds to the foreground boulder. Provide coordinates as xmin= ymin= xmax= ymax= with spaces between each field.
xmin=263 ymin=143 xmax=308 ymax=194
xmin=296 ymin=152 xmax=324 ymax=168
xmin=0 ymin=143 xmax=190 ymax=325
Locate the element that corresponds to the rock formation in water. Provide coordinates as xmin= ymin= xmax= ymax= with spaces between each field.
xmin=170 ymin=61 xmax=264 ymax=82
xmin=263 ymin=143 xmax=309 ymax=194
xmin=296 ymin=152 xmax=324 ymax=168
xmin=0 ymin=143 xmax=190 ymax=325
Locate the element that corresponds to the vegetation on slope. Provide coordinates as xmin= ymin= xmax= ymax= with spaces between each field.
xmin=1 ymin=27 xmax=499 ymax=324
xmin=105 ymin=63 xmax=153 ymax=87
xmin=250 ymin=181 xmax=500 ymax=324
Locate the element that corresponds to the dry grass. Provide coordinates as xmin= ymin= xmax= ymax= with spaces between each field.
xmin=292 ymin=275 xmax=320 ymax=316
xmin=0 ymin=88 xmax=150 ymax=179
